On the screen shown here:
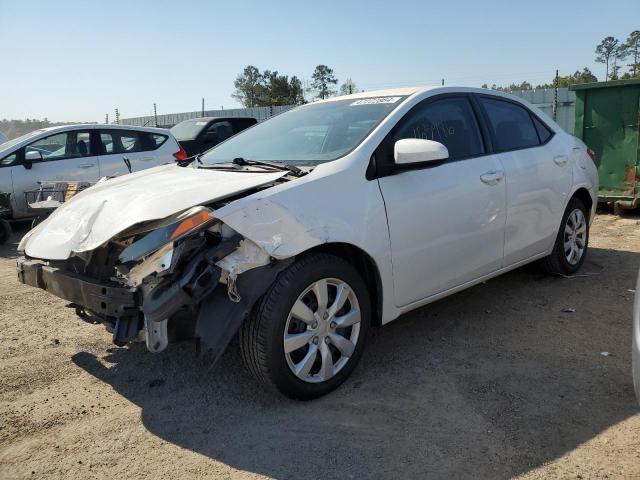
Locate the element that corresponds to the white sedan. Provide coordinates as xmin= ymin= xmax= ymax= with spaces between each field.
xmin=18 ymin=86 xmax=598 ymax=399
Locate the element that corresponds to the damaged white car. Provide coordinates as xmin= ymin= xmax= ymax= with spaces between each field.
xmin=17 ymin=86 xmax=598 ymax=399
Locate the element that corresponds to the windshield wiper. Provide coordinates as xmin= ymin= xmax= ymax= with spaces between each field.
xmin=232 ymin=157 xmax=303 ymax=176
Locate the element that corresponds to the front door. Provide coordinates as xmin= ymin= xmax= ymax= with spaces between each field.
xmin=377 ymin=95 xmax=506 ymax=306
xmin=11 ymin=130 xmax=99 ymax=217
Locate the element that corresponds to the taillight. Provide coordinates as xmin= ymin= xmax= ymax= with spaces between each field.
xmin=587 ymin=148 xmax=597 ymax=163
xmin=173 ymin=144 xmax=188 ymax=162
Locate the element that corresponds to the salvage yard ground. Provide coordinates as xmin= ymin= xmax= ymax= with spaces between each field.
xmin=1 ymin=213 xmax=639 ymax=479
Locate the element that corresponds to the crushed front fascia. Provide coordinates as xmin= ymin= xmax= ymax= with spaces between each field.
xmin=124 ymin=243 xmax=174 ymax=287
xmin=215 ymin=198 xmax=320 ymax=258
xmin=215 ymin=238 xmax=271 ymax=276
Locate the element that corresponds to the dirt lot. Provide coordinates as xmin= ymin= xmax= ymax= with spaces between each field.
xmin=1 ymin=213 xmax=639 ymax=479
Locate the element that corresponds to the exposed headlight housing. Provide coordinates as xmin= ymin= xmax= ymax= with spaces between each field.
xmin=119 ymin=206 xmax=216 ymax=264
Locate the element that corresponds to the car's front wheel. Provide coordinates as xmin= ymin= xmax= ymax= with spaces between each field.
xmin=542 ymin=197 xmax=590 ymax=275
xmin=239 ymin=253 xmax=371 ymax=400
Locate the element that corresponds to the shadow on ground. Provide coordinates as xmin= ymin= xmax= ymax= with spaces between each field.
xmin=0 ymin=221 xmax=30 ymax=259
xmin=71 ymin=245 xmax=640 ymax=479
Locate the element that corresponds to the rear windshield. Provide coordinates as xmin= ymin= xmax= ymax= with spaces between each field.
xmin=170 ymin=120 xmax=208 ymax=140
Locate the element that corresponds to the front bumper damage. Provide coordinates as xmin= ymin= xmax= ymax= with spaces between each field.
xmin=16 ymin=209 xmax=293 ymax=361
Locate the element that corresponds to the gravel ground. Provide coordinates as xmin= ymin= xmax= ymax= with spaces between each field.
xmin=1 ymin=213 xmax=639 ymax=479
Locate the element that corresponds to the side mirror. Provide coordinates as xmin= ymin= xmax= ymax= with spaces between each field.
xmin=394 ymin=139 xmax=449 ymax=165
xmin=23 ymin=150 xmax=43 ymax=169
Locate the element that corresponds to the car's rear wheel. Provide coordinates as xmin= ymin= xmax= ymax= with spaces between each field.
xmin=239 ymin=253 xmax=371 ymax=400
xmin=542 ymin=197 xmax=589 ymax=275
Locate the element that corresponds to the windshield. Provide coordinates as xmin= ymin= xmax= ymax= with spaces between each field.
xmin=170 ymin=119 xmax=208 ymax=140
xmin=0 ymin=129 xmax=45 ymax=150
xmin=200 ymin=97 xmax=405 ymax=165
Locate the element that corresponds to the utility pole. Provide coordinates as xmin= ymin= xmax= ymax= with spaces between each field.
xmin=153 ymin=103 xmax=158 ymax=127
xmin=201 ymin=98 xmax=205 ymax=117
xmin=553 ymin=69 xmax=559 ymax=121
xmin=441 ymin=78 xmax=444 ymax=86
xmin=115 ymin=108 xmax=120 ymax=125
xmin=105 ymin=113 xmax=109 ymax=124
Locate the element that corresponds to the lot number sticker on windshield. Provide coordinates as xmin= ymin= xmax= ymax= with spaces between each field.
xmin=350 ymin=97 xmax=402 ymax=106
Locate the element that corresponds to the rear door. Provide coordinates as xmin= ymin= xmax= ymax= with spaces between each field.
xmin=477 ymin=96 xmax=572 ymax=266
xmin=143 ymin=131 xmax=175 ymax=165
xmin=10 ymin=130 xmax=99 ymax=217
xmin=376 ymin=95 xmax=507 ymax=306
xmin=97 ymin=129 xmax=156 ymax=177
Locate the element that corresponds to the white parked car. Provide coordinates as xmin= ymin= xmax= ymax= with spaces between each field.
xmin=0 ymin=124 xmax=187 ymax=218
xmin=17 ymin=87 xmax=598 ymax=399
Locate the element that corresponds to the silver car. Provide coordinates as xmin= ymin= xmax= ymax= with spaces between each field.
xmin=0 ymin=124 xmax=186 ymax=219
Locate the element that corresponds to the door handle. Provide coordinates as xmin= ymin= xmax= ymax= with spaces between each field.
xmin=141 ymin=157 xmax=154 ymax=162
xmin=78 ymin=163 xmax=95 ymax=169
xmin=553 ymin=155 xmax=568 ymax=166
xmin=480 ymin=170 xmax=504 ymax=185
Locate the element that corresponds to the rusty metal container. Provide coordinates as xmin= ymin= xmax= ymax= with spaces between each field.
xmin=571 ymin=79 xmax=640 ymax=209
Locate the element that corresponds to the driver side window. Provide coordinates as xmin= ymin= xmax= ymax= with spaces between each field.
xmin=26 ymin=131 xmax=93 ymax=161
xmin=393 ymin=97 xmax=485 ymax=160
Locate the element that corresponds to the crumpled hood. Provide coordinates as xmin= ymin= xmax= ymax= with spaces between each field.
xmin=19 ymin=163 xmax=286 ymax=260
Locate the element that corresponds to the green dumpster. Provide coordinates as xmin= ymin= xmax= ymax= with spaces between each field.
xmin=571 ymin=79 xmax=640 ymax=209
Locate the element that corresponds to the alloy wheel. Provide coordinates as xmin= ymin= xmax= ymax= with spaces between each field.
xmin=283 ymin=278 xmax=361 ymax=383
xmin=564 ymin=208 xmax=587 ymax=265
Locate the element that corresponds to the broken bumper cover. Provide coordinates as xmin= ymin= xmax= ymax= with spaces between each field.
xmin=16 ymin=253 xmax=293 ymax=361
xmin=17 ymin=257 xmax=138 ymax=318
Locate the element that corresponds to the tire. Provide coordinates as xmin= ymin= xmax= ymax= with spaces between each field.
xmin=0 ymin=219 xmax=11 ymax=245
xmin=239 ymin=253 xmax=371 ymax=400
xmin=542 ymin=197 xmax=589 ymax=276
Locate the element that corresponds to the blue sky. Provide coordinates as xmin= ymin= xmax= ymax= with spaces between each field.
xmin=0 ymin=0 xmax=637 ymax=122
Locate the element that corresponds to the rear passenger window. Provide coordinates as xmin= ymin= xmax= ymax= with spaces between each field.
xmin=120 ymin=132 xmax=141 ymax=153
xmin=532 ymin=115 xmax=553 ymax=144
xmin=98 ymin=131 xmax=142 ymax=154
xmin=149 ymin=134 xmax=168 ymax=149
xmin=100 ymin=133 xmax=114 ymax=153
xmin=479 ymin=98 xmax=540 ymax=151
xmin=393 ymin=97 xmax=485 ymax=160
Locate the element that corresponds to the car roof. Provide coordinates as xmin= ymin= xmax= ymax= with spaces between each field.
xmin=176 ymin=117 xmax=256 ymax=123
xmin=38 ymin=124 xmax=170 ymax=134
xmin=319 ymin=85 xmax=533 ymax=104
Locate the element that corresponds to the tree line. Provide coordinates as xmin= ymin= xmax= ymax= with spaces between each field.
xmin=595 ymin=30 xmax=639 ymax=80
xmin=232 ymin=64 xmax=358 ymax=107
xmin=485 ymin=29 xmax=639 ymax=91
